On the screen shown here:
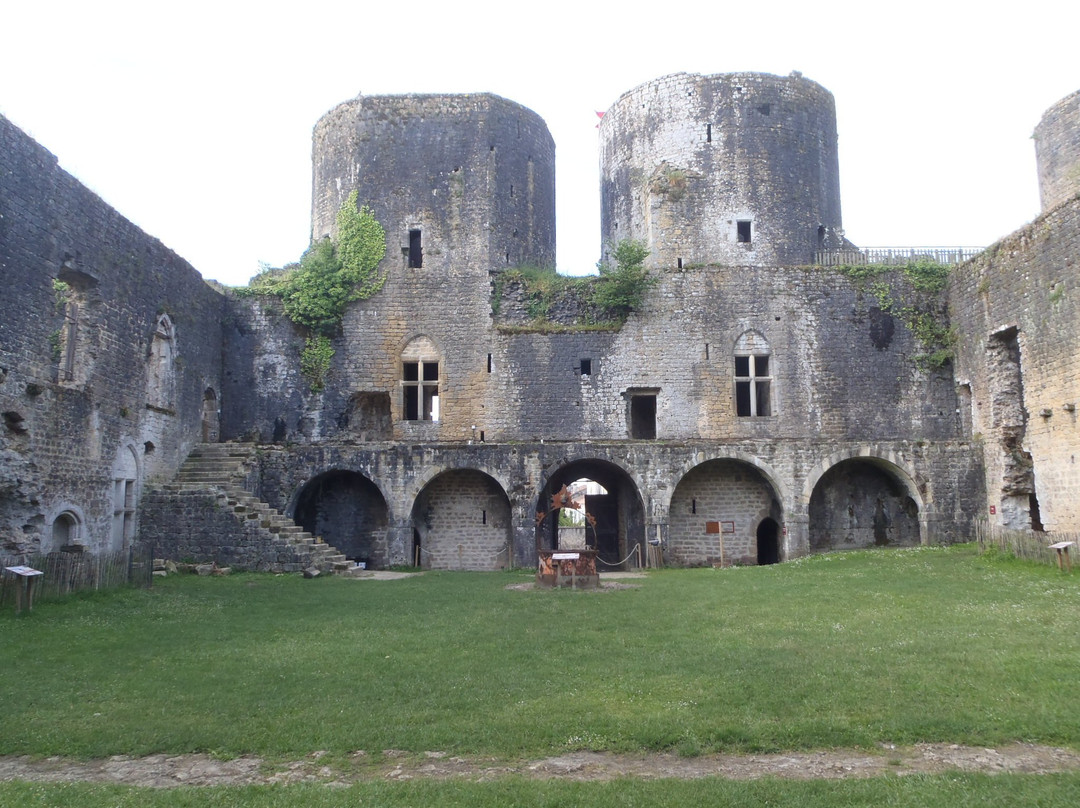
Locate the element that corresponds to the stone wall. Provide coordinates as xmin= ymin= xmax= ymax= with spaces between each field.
xmin=599 ymin=72 xmax=847 ymax=269
xmin=950 ymin=197 xmax=1080 ymax=532
xmin=0 ymin=114 xmax=225 ymax=555
xmin=1034 ymin=90 xmax=1080 ymax=213
xmin=223 ymin=263 xmax=961 ymax=448
xmin=140 ymin=489 xmax=324 ymax=572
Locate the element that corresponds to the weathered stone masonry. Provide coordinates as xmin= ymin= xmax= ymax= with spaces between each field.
xmin=3 ymin=75 xmax=1077 ymax=572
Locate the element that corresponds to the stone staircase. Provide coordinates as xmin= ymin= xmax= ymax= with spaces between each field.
xmin=161 ymin=443 xmax=352 ymax=574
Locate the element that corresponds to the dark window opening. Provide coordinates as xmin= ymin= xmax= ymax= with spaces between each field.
xmin=482 ymin=509 xmax=487 ymax=525
xmin=705 ymin=343 xmax=710 ymax=360
xmin=62 ymin=301 xmax=79 ymax=381
xmin=580 ymin=358 xmax=592 ymax=376
xmin=487 ymin=354 xmax=492 ymax=373
xmin=737 ymin=220 xmax=752 ymax=244
xmin=630 ymin=394 xmax=657 ymax=439
xmin=706 ymin=123 xmax=712 ymax=142
xmin=735 ymin=354 xmax=771 ymax=417
xmin=408 ymin=229 xmax=423 ymax=268
xmin=817 ymin=224 xmax=826 ymax=248
xmin=691 ymin=498 xmax=696 ymax=514
xmin=757 ymin=103 xmax=771 ymax=116
xmin=509 ymin=184 xmax=514 ymax=197
xmin=403 ymin=360 xmax=439 ymax=421
xmin=143 ymin=441 xmax=155 ymax=454
xmin=479 ymin=430 xmax=485 ymax=442
xmin=506 ymin=252 xmax=510 ymax=264
xmin=677 ymin=257 xmax=683 ymax=269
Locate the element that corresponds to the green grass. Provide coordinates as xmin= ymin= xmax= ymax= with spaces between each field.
xmin=2 ymin=545 xmax=1078 ymax=761
xmin=3 ymin=774 xmax=1080 ymax=807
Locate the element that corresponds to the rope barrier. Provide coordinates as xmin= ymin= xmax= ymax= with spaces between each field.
xmin=595 ymin=546 xmax=641 ymax=567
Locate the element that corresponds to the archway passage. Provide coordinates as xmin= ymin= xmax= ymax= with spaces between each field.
xmin=757 ymin=518 xmax=780 ymax=565
xmin=294 ymin=471 xmax=388 ymax=567
xmin=669 ymin=459 xmax=783 ymax=566
xmin=809 ymin=459 xmax=920 ymax=552
xmin=535 ymin=459 xmax=645 ymax=570
xmin=412 ymin=470 xmax=512 ymax=571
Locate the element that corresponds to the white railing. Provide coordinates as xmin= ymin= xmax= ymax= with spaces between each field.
xmin=813 ymin=247 xmax=984 ymax=266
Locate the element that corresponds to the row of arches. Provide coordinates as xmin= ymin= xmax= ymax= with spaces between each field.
xmin=287 ymin=454 xmax=925 ymax=571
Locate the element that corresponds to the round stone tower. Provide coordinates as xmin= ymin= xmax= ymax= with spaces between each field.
xmin=1034 ymin=89 xmax=1080 ymax=213
xmin=599 ymin=71 xmax=846 ymax=269
xmin=312 ymin=93 xmax=556 ymax=276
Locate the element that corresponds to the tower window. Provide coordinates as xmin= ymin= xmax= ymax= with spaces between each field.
xmin=408 ymin=229 xmax=423 ymax=268
xmin=737 ymin=220 xmax=752 ymax=244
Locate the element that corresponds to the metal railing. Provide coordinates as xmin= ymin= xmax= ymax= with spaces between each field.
xmin=813 ymin=247 xmax=984 ymax=266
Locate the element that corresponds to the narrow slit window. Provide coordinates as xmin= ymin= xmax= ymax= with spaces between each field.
xmin=706 ymin=123 xmax=712 ymax=143
xmin=487 ymin=354 xmax=492 ymax=373
xmin=408 ymin=229 xmax=423 ymax=268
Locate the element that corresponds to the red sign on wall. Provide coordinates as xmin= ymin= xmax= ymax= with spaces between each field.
xmin=989 ymin=505 xmax=997 ymax=515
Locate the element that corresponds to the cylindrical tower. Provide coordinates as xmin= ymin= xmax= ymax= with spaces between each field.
xmin=599 ymin=71 xmax=846 ymax=268
xmin=1034 ymin=89 xmax=1080 ymax=213
xmin=312 ymin=93 xmax=556 ymax=276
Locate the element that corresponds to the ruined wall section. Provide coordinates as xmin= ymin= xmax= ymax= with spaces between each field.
xmin=485 ymin=267 xmax=959 ymax=444
xmin=1034 ymin=90 xmax=1080 ymax=213
xmin=0 ymin=114 xmax=224 ymax=554
xmin=950 ymin=197 xmax=1080 ymax=531
xmin=599 ymin=72 xmax=845 ymax=269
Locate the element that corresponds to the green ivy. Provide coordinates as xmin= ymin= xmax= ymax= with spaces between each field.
xmin=593 ymin=240 xmax=657 ymax=316
xmin=300 ymin=335 xmax=334 ymax=393
xmin=491 ymin=242 xmax=657 ymax=331
xmin=238 ymin=193 xmax=387 ymax=392
xmin=241 ymin=191 xmax=387 ymax=337
xmin=823 ymin=261 xmax=954 ymax=369
xmin=51 ymin=279 xmax=70 ymax=311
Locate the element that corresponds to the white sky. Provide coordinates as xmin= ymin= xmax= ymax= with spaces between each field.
xmin=2 ymin=1 xmax=1078 ymax=285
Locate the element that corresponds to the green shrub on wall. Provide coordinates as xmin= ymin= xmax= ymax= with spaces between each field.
xmin=240 ymin=192 xmax=387 ymax=391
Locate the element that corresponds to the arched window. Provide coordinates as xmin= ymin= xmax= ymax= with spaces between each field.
xmin=734 ymin=330 xmax=772 ymax=417
xmin=147 ymin=314 xmax=176 ymax=410
xmin=51 ymin=512 xmax=82 ymax=552
xmin=401 ymin=336 xmax=440 ymax=421
xmin=111 ymin=445 xmax=139 ymax=550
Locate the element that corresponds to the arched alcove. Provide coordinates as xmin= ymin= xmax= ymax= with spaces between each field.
xmin=808 ymin=458 xmax=920 ymax=551
xmin=294 ymin=470 xmax=389 ymax=567
xmin=412 ymin=469 xmax=512 ymax=570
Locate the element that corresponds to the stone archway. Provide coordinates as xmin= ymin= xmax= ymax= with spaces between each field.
xmin=669 ymin=459 xmax=783 ymax=566
xmin=808 ymin=458 xmax=920 ymax=552
xmin=411 ymin=470 xmax=512 ymax=571
xmin=535 ymin=459 xmax=645 ymax=571
xmin=294 ymin=471 xmax=389 ymax=567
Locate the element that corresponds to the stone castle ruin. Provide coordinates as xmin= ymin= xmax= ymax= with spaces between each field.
xmin=2 ymin=73 xmax=1078 ymax=572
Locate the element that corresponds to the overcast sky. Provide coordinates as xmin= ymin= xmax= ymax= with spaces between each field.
xmin=2 ymin=1 xmax=1078 ymax=285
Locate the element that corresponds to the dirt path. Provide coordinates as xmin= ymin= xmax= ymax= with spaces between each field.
xmin=3 ymin=744 xmax=1079 ymax=788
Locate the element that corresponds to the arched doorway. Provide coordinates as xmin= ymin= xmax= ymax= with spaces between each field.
xmin=669 ymin=459 xmax=783 ymax=566
xmin=411 ymin=470 xmax=512 ymax=570
xmin=535 ymin=459 xmax=645 ymax=570
xmin=293 ymin=471 xmax=389 ymax=567
xmin=201 ymin=388 xmax=219 ymax=443
xmin=808 ymin=458 xmax=920 ymax=551
xmin=756 ymin=518 xmax=780 ymax=565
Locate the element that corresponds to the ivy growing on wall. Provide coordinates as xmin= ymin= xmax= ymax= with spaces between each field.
xmin=239 ymin=192 xmax=387 ymax=390
xmin=829 ymin=260 xmax=955 ymax=369
xmin=492 ymin=240 xmax=657 ymax=331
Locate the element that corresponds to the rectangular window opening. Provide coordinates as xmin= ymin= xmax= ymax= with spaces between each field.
xmin=735 ymin=353 xmax=772 ymax=417
xmin=479 ymin=430 xmax=485 ymax=442
xmin=408 ymin=229 xmax=423 ymax=268
xmin=482 ymin=509 xmax=487 ymax=525
xmin=677 ymin=257 xmax=683 ymax=269
xmin=630 ymin=394 xmax=657 ymax=439
xmin=487 ymin=354 xmax=492 ymax=373
xmin=706 ymin=123 xmax=712 ymax=143
xmin=580 ymin=358 xmax=592 ymax=376
xmin=737 ymin=220 xmax=752 ymax=244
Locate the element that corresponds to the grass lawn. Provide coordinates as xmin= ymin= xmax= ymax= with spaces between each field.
xmin=2 ymin=544 xmax=1079 ymax=803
